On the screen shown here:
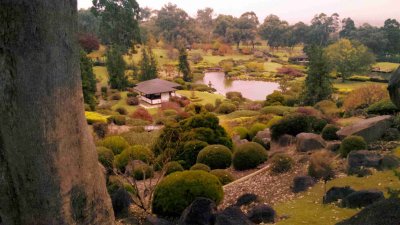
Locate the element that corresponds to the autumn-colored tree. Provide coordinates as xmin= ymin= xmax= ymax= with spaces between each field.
xmin=344 ymin=84 xmax=389 ymax=112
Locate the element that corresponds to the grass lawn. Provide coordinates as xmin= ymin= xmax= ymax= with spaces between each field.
xmin=275 ymin=171 xmax=400 ymax=225
xmin=374 ymin=62 xmax=400 ymax=72
xmin=264 ymin=61 xmax=283 ymax=73
xmin=110 ymin=91 xmax=159 ymax=115
xmin=177 ymin=90 xmax=225 ymax=105
xmin=93 ymin=66 xmax=109 ymax=87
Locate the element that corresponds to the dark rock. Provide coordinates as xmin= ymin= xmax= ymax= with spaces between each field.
xmin=278 ymin=134 xmax=295 ymax=147
xmin=296 ymin=133 xmax=326 ymax=152
xmin=380 ymin=155 xmax=400 ymax=170
xmin=336 ymin=198 xmax=400 ymax=225
xmin=347 ymin=150 xmax=383 ymax=170
xmin=323 ymin=186 xmax=355 ymax=204
xmin=348 ymin=167 xmax=374 ymax=177
xmin=342 ymin=190 xmax=384 ymax=208
xmin=326 ymin=141 xmax=341 ymax=152
xmin=111 ymin=188 xmax=132 ymax=216
xmin=235 ymin=193 xmax=260 ymax=207
xmin=215 ymin=206 xmax=255 ymax=225
xmin=144 ymin=215 xmax=173 ymax=225
xmin=336 ymin=115 xmax=393 ymax=143
xmin=388 ymin=66 xmax=400 ymax=109
xmin=247 ymin=204 xmax=276 ymax=224
xmin=232 ymin=135 xmax=249 ymax=146
xmin=178 ymin=198 xmax=217 ymax=225
xmin=292 ymin=176 xmax=315 ymax=193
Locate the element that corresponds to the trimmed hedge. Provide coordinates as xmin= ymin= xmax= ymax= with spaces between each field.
xmin=97 ymin=147 xmax=114 ymax=172
xmin=216 ymin=103 xmax=237 ymax=114
xmin=180 ymin=140 xmax=208 ymax=168
xmin=271 ymin=113 xmax=317 ymax=140
xmin=367 ymin=99 xmax=399 ymax=115
xmin=190 ymin=163 xmax=211 ymax=172
xmin=164 ymin=161 xmax=184 ymax=175
xmin=321 ymin=124 xmax=340 ymax=141
xmin=197 ymin=145 xmax=232 ymax=169
xmin=249 ymin=123 xmax=267 ymax=139
xmin=99 ymin=136 xmax=129 ymax=155
xmin=233 ymin=142 xmax=268 ymax=171
xmin=152 ymin=171 xmax=224 ymax=217
xmin=132 ymin=164 xmax=154 ymax=180
xmin=339 ymin=136 xmax=367 ymax=157
xmin=210 ymin=169 xmax=235 ymax=185
xmin=233 ymin=126 xmax=250 ymax=140
xmin=114 ymin=145 xmax=154 ymax=172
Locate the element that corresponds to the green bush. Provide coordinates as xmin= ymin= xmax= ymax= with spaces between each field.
xmin=180 ymin=140 xmax=208 ymax=168
xmin=107 ymin=175 xmax=136 ymax=195
xmin=311 ymin=118 xmax=328 ymax=134
xmin=204 ymin=103 xmax=215 ymax=112
xmin=226 ymin=92 xmax=243 ymax=101
xmin=114 ymin=145 xmax=154 ymax=172
xmin=233 ymin=142 xmax=268 ymax=171
xmin=367 ymin=99 xmax=399 ymax=115
xmin=97 ymin=147 xmax=114 ymax=172
xmin=132 ymin=164 xmax=154 ymax=180
xmin=99 ymin=136 xmax=129 ymax=155
xmin=321 ymin=124 xmax=340 ymax=141
xmin=210 ymin=169 xmax=235 ymax=185
xmin=116 ymin=107 xmax=127 ymax=115
xmin=190 ymin=163 xmax=211 ymax=172
xmin=339 ymin=135 xmax=367 ymax=157
xmin=308 ymin=150 xmax=335 ymax=180
xmin=109 ymin=115 xmax=126 ymax=126
xmin=249 ymin=123 xmax=267 ymax=139
xmin=163 ymin=109 xmax=178 ymax=117
xmin=270 ymin=154 xmax=294 ymax=173
xmin=265 ymin=91 xmax=284 ymax=106
xmin=266 ymin=116 xmax=283 ymax=128
xmin=164 ymin=161 xmax=184 ymax=175
xmin=152 ymin=171 xmax=224 ymax=216
xmin=270 ymin=113 xmax=313 ymax=140
xmin=197 ymin=145 xmax=232 ymax=169
xmin=216 ymin=103 xmax=237 ymax=114
xmin=252 ymin=136 xmax=271 ymax=150
xmin=233 ymin=126 xmax=250 ymax=140
xmin=260 ymin=106 xmax=295 ymax=116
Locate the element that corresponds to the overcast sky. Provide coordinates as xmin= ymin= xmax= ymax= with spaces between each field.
xmin=78 ymin=0 xmax=399 ymax=26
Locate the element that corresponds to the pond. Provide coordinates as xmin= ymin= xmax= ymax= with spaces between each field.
xmin=197 ymin=72 xmax=280 ymax=101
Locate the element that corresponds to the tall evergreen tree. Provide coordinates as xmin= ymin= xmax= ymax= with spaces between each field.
xmin=80 ymin=51 xmax=97 ymax=110
xmin=302 ymin=46 xmax=333 ymax=105
xmin=106 ymin=45 xmax=128 ymax=90
xmin=139 ymin=47 xmax=158 ymax=81
xmin=178 ymin=48 xmax=192 ymax=82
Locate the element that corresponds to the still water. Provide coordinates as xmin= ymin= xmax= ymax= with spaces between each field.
xmin=198 ymin=72 xmax=280 ymax=101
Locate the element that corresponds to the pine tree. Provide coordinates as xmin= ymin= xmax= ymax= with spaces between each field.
xmin=80 ymin=50 xmax=97 ymax=110
xmin=178 ymin=48 xmax=192 ymax=82
xmin=106 ymin=45 xmax=128 ymax=90
xmin=302 ymin=45 xmax=333 ymax=105
xmin=139 ymin=47 xmax=158 ymax=81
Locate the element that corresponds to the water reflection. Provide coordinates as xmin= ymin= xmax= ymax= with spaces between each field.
xmin=198 ymin=72 xmax=280 ymax=101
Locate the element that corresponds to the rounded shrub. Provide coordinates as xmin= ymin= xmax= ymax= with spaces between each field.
xmin=93 ymin=122 xmax=108 ymax=138
xmin=107 ymin=175 xmax=136 ymax=195
xmin=233 ymin=126 xmax=250 ymax=140
xmin=114 ymin=145 xmax=154 ymax=172
xmin=180 ymin=140 xmax=208 ymax=168
xmin=216 ymin=103 xmax=237 ymax=114
xmin=109 ymin=115 xmax=126 ymax=126
xmin=311 ymin=118 xmax=328 ymax=134
xmin=190 ymin=163 xmax=211 ymax=172
xmin=233 ymin=142 xmax=268 ymax=171
xmin=132 ymin=164 xmax=154 ymax=180
xmin=116 ymin=107 xmax=127 ymax=115
xmin=321 ymin=124 xmax=340 ymax=141
xmin=252 ymin=136 xmax=271 ymax=150
xmin=367 ymin=99 xmax=398 ymax=115
xmin=126 ymin=96 xmax=139 ymax=106
xmin=164 ymin=161 xmax=184 ymax=175
xmin=204 ymin=103 xmax=215 ymax=112
xmin=152 ymin=170 xmax=224 ymax=217
xmin=270 ymin=153 xmax=294 ymax=173
xmin=99 ymin=136 xmax=129 ymax=155
xmin=97 ymin=146 xmax=114 ymax=172
xmin=210 ymin=169 xmax=235 ymax=185
xmin=339 ymin=135 xmax=367 ymax=157
xmin=270 ymin=113 xmax=312 ymax=140
xmin=249 ymin=123 xmax=267 ymax=139
xmin=197 ymin=145 xmax=232 ymax=169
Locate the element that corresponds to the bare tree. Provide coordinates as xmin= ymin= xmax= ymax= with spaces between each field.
xmin=0 ymin=1 xmax=114 ymax=224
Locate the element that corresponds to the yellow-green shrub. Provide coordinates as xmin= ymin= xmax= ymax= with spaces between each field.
xmin=99 ymin=136 xmax=129 ymax=155
xmin=85 ymin=111 xmax=110 ymax=124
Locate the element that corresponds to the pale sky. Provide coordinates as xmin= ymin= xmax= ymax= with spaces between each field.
xmin=78 ymin=0 xmax=400 ymax=26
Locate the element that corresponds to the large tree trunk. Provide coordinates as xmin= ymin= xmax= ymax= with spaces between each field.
xmin=0 ymin=1 xmax=115 ymax=224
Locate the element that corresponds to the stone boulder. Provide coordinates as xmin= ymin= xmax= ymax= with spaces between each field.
xmin=342 ymin=190 xmax=384 ymax=208
xmin=388 ymin=66 xmax=400 ymax=109
xmin=323 ymin=186 xmax=356 ymax=204
xmin=235 ymin=193 xmax=260 ymax=207
xmin=292 ymin=176 xmax=315 ymax=193
xmin=246 ymin=204 xmax=276 ymax=224
xmin=215 ymin=206 xmax=255 ymax=225
xmin=254 ymin=129 xmax=271 ymax=150
xmin=336 ymin=115 xmax=393 ymax=143
xmin=232 ymin=135 xmax=249 ymax=146
xmin=347 ymin=150 xmax=383 ymax=170
xmin=381 ymin=155 xmax=400 ymax=169
xmin=278 ymin=134 xmax=295 ymax=147
xmin=144 ymin=216 xmax=173 ymax=225
xmin=296 ymin=133 xmax=326 ymax=152
xmin=178 ymin=198 xmax=217 ymax=225
xmin=336 ymin=198 xmax=400 ymax=225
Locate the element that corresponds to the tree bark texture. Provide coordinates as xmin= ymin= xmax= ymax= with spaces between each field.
xmin=0 ymin=1 xmax=115 ymax=224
